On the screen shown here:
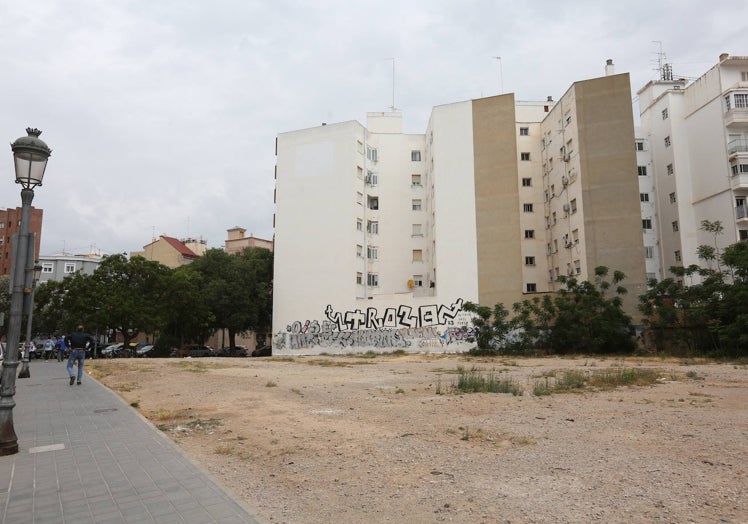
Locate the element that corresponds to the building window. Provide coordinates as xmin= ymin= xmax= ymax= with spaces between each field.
xmin=552 ymin=211 xmax=557 ymax=224
xmin=640 ymin=193 xmax=649 ymax=202
xmin=674 ymin=250 xmax=682 ymax=262
xmin=565 ymin=114 xmax=572 ymax=126
xmin=526 ymin=283 xmax=537 ymax=293
xmin=367 ymin=147 xmax=378 ymax=162
xmin=367 ymin=246 xmax=378 ymax=260
xmin=525 ymin=256 xmax=535 ymax=266
xmin=357 ymin=218 xmax=363 ymax=231
xmin=42 ymin=263 xmax=53 ymax=273
xmin=412 ymin=223 xmax=422 ymax=236
xmin=574 ymin=260 xmax=581 ymax=274
xmin=412 ymin=199 xmax=422 ymax=211
xmin=664 ymin=136 xmax=671 ymax=147
xmin=522 ymin=177 xmax=532 ymax=187
xmin=523 ymin=203 xmax=534 ymax=212
xmin=366 ymin=171 xmax=378 ymax=186
xmin=521 ymin=152 xmax=531 ymax=161
xmin=667 ymin=163 xmax=674 ymax=176
xmin=411 ymin=174 xmax=422 ymax=186
xmin=572 ymin=229 xmax=579 ymax=243
xmin=0 ymin=222 xmax=4 ymax=229
xmin=661 ymin=108 xmax=668 ymax=120
xmin=357 ymin=140 xmax=364 ymax=153
xmin=412 ymin=249 xmax=423 ymax=262
xmin=367 ymin=221 xmax=378 ymax=234
xmin=570 ymin=199 xmax=577 ymax=213
xmin=356 ymin=272 xmax=363 ymax=285
xmin=356 ymin=244 xmax=363 ymax=257
xmin=635 ymin=141 xmax=645 ymax=151
xmin=411 ymin=150 xmax=421 ymax=161
xmin=519 ymin=127 xmax=529 ymax=136
xmin=412 ymin=275 xmax=424 ymax=287
xmin=524 ymin=229 xmax=535 ymax=239
xmin=725 ymin=95 xmax=731 ymax=111
xmin=644 ymin=246 xmax=654 ymax=259
xmin=638 ymin=166 xmax=647 ymax=177
xmin=357 ymin=192 xmax=363 ymax=205
xmin=669 ymin=192 xmax=677 ymax=204
xmin=357 ymin=166 xmax=363 ymax=179
xmin=368 ymin=196 xmax=379 ymax=210
xmin=367 ymin=273 xmax=379 ymax=287
xmin=642 ymin=219 xmax=652 ymax=230
xmin=672 ymin=221 xmax=679 ymax=232
xmin=64 ymin=263 xmax=76 ymax=274
xmin=735 ymin=93 xmax=748 ymax=109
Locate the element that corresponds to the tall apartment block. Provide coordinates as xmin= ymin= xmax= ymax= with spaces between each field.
xmin=273 ymin=68 xmax=646 ymax=355
xmin=0 ymin=206 xmax=43 ymax=277
xmin=637 ymin=53 xmax=748 ymax=280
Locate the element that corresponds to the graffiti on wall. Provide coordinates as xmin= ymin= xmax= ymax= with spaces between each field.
xmin=274 ymin=299 xmax=476 ymax=351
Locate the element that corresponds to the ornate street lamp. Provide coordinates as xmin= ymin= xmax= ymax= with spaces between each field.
xmin=18 ymin=264 xmax=44 ymax=379
xmin=0 ymin=128 xmax=51 ymax=455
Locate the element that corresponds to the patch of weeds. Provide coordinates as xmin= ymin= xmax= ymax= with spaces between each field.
xmin=685 ymin=370 xmax=704 ymax=380
xmin=395 ymin=387 xmax=405 ymax=394
xmin=117 ymin=382 xmax=139 ymax=392
xmin=153 ymin=409 xmax=181 ymax=421
xmin=183 ymin=418 xmax=222 ymax=431
xmin=265 ymin=380 xmax=278 ymax=387
xmin=553 ymin=370 xmax=588 ymax=390
xmin=156 ymin=424 xmax=170 ymax=431
xmin=87 ymin=365 xmax=109 ymax=379
xmin=305 ymin=359 xmax=351 ymax=368
xmin=499 ymin=360 xmax=519 ymax=367
xmin=130 ymin=401 xmax=140 ymax=408
xmin=214 ymin=443 xmax=234 ymax=455
xmin=290 ymin=388 xmax=304 ymax=396
xmin=270 ymin=438 xmax=279 ymax=445
xmin=532 ymin=378 xmax=553 ymax=396
xmin=453 ymin=366 xmax=523 ymax=396
xmin=588 ymin=368 xmax=660 ymax=390
xmin=688 ymin=391 xmax=714 ymax=398
xmin=170 ymin=361 xmax=231 ymax=373
xmin=435 ymin=376 xmax=443 ymax=395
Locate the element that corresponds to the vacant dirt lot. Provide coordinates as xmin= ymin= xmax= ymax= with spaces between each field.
xmin=89 ymin=354 xmax=747 ymax=524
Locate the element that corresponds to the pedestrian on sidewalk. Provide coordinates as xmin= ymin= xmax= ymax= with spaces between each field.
xmin=65 ymin=325 xmax=94 ymax=385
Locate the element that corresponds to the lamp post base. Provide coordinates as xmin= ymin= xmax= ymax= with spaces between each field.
xmin=17 ymin=363 xmax=30 ymax=379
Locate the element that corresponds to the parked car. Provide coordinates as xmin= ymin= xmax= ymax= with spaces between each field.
xmin=216 ymin=345 xmax=248 ymax=357
xmin=100 ymin=343 xmax=124 ymax=358
xmin=251 ymin=345 xmax=272 ymax=357
xmin=170 ymin=345 xmax=214 ymax=358
xmin=135 ymin=344 xmax=155 ymax=357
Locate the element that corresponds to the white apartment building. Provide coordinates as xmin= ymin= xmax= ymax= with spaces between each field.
xmin=635 ymin=131 xmax=662 ymax=282
xmin=637 ymin=53 xmax=748 ymax=280
xmin=273 ymin=68 xmax=647 ymax=355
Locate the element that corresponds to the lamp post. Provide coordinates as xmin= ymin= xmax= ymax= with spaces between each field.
xmin=18 ymin=264 xmax=43 ymax=379
xmin=0 ymin=128 xmax=51 ymax=455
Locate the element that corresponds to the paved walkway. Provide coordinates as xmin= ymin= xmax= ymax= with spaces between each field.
xmin=0 ymin=359 xmax=263 ymax=523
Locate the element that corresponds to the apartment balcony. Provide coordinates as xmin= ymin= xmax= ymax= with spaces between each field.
xmin=737 ymin=205 xmax=748 ymax=223
xmin=728 ymin=138 xmax=748 ymax=156
xmin=730 ymin=172 xmax=748 ymax=190
xmin=725 ymin=108 xmax=748 ymax=126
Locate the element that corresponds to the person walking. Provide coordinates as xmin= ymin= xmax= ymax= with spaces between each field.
xmin=56 ymin=335 xmax=67 ymax=362
xmin=65 ymin=325 xmax=94 ymax=385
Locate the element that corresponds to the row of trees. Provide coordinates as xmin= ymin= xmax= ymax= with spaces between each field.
xmin=463 ymin=238 xmax=748 ymax=358
xmin=5 ymin=247 xmax=273 ymax=354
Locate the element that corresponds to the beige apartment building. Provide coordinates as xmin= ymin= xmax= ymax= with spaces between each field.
xmin=272 ymin=65 xmax=646 ymax=355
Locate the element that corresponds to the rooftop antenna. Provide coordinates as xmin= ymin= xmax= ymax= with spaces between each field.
xmin=492 ymin=56 xmax=504 ymax=94
xmin=652 ymin=41 xmax=672 ymax=81
xmin=385 ymin=57 xmax=398 ymax=111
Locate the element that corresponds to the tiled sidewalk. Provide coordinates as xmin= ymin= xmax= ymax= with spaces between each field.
xmin=0 ymin=359 xmax=262 ymax=523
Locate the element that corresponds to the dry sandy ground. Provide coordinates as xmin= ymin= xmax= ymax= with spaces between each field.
xmin=88 ymin=354 xmax=747 ymax=524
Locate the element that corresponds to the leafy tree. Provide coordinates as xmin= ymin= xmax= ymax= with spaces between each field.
xmin=699 ymin=220 xmax=724 ymax=274
xmin=461 ymin=301 xmax=511 ymax=352
xmin=88 ymin=254 xmax=171 ymax=351
xmin=186 ymin=247 xmax=273 ymax=352
xmin=159 ymin=267 xmax=215 ymax=352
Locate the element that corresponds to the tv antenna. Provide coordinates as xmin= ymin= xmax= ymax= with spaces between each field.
xmin=385 ymin=57 xmax=398 ymax=111
xmin=492 ymin=56 xmax=504 ymax=94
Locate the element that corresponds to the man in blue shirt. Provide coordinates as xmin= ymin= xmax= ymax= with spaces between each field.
xmin=65 ymin=325 xmax=94 ymax=385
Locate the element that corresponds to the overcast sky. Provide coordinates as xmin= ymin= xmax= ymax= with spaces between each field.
xmin=1 ymin=0 xmax=744 ymax=257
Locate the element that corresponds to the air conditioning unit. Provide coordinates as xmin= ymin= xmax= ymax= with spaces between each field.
xmin=562 ymin=175 xmax=569 ymax=186
xmin=563 ymin=204 xmax=571 ymax=213
xmin=563 ymin=154 xmax=571 ymax=162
